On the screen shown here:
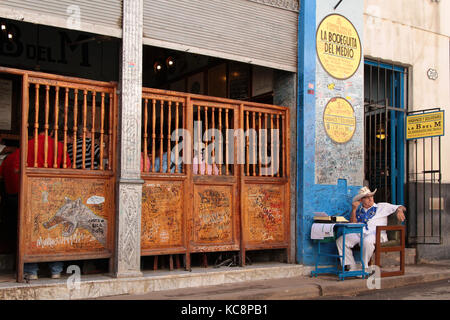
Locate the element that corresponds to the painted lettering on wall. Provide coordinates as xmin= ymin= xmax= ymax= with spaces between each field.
xmin=0 ymin=22 xmax=91 ymax=66
xmin=316 ymin=14 xmax=361 ymax=80
xmin=323 ymin=97 xmax=356 ymax=144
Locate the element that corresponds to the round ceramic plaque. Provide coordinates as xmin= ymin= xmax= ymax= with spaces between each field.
xmin=316 ymin=14 xmax=361 ymax=80
xmin=323 ymin=97 xmax=356 ymax=144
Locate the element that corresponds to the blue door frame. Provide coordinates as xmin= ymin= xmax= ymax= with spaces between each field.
xmin=365 ymin=60 xmax=407 ymax=205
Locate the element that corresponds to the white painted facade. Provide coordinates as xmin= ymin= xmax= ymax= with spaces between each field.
xmin=364 ymin=0 xmax=450 ymax=182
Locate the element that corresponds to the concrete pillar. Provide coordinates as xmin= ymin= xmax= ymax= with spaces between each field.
xmin=114 ymin=0 xmax=144 ymax=278
xmin=274 ymin=70 xmax=297 ymax=263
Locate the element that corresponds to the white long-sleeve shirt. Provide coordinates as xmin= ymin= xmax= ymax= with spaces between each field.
xmin=359 ymin=202 xmax=401 ymax=242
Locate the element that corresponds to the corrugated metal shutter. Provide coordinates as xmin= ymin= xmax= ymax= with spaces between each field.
xmin=143 ymin=0 xmax=298 ymax=72
xmin=0 ymin=0 xmax=122 ymax=37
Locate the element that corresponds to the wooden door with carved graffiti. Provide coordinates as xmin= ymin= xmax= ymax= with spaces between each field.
xmin=190 ymin=99 xmax=240 ymax=254
xmin=140 ymin=88 xmax=290 ymax=268
xmin=140 ymin=89 xmax=188 ymax=259
xmin=5 ymin=67 xmax=118 ymax=282
xmin=240 ymin=106 xmax=291 ymax=264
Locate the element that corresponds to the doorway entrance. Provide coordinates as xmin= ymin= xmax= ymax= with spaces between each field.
xmin=0 ymin=73 xmax=21 ymax=259
xmin=363 ymin=60 xmax=407 ymax=205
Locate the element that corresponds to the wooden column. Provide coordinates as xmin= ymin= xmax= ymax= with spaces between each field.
xmin=16 ymin=73 xmax=29 ymax=282
xmin=114 ymin=0 xmax=144 ymax=278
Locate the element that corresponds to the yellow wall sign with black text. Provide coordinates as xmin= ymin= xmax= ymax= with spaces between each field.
xmin=406 ymin=111 xmax=445 ymax=140
xmin=323 ymin=97 xmax=356 ymax=144
xmin=316 ymin=14 xmax=361 ymax=80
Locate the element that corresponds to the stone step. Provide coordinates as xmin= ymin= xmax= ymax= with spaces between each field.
xmin=0 ymin=263 xmax=313 ymax=300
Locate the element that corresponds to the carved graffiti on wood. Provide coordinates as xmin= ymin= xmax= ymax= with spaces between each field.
xmin=43 ymin=197 xmax=107 ymax=245
xmin=245 ymin=184 xmax=285 ymax=243
xmin=193 ymin=186 xmax=233 ymax=244
xmin=141 ymin=181 xmax=183 ymax=249
xmin=26 ymin=177 xmax=111 ymax=255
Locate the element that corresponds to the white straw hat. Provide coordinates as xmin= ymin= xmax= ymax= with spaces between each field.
xmin=352 ymin=186 xmax=377 ymax=202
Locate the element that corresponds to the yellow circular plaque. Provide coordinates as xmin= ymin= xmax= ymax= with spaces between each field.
xmin=316 ymin=14 xmax=361 ymax=80
xmin=323 ymin=97 xmax=356 ymax=143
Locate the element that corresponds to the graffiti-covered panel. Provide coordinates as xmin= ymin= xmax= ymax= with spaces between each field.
xmin=244 ymin=184 xmax=286 ymax=244
xmin=25 ymin=177 xmax=112 ymax=255
xmin=141 ymin=181 xmax=184 ymax=249
xmin=193 ymin=185 xmax=234 ymax=245
xmin=314 ymin=0 xmax=365 ymax=186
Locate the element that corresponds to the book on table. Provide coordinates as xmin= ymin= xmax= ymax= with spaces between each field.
xmin=313 ymin=212 xmax=349 ymax=223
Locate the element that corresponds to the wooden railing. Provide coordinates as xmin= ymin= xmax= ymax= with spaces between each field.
xmin=0 ymin=67 xmax=118 ymax=282
xmin=243 ymin=108 xmax=285 ymax=177
xmin=0 ymin=66 xmax=117 ymax=172
xmin=141 ymin=92 xmax=185 ymax=174
xmin=140 ymin=88 xmax=288 ymax=179
xmin=26 ymin=77 xmax=116 ymax=171
xmin=140 ymin=88 xmax=290 ymax=268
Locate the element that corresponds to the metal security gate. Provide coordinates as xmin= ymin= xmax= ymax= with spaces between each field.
xmin=143 ymin=0 xmax=298 ymax=72
xmin=0 ymin=0 xmax=123 ymax=38
xmin=364 ymin=61 xmax=407 ymax=205
xmin=406 ymin=108 xmax=443 ymax=245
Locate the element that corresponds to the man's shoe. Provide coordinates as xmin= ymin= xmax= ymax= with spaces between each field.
xmin=51 ymin=273 xmax=61 ymax=279
xmin=25 ymin=273 xmax=38 ymax=280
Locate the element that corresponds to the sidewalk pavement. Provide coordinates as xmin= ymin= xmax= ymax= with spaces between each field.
xmin=1 ymin=260 xmax=449 ymax=300
xmin=97 ymin=260 xmax=450 ymax=300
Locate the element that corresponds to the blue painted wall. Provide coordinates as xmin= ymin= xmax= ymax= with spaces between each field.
xmin=297 ymin=0 xmax=363 ymax=265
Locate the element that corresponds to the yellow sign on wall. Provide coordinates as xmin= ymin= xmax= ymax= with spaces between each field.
xmin=406 ymin=111 xmax=445 ymax=140
xmin=316 ymin=14 xmax=361 ymax=80
xmin=323 ymin=97 xmax=356 ymax=144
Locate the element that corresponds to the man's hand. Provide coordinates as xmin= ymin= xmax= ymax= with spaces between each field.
xmin=350 ymin=201 xmax=360 ymax=223
xmin=396 ymin=206 xmax=406 ymax=222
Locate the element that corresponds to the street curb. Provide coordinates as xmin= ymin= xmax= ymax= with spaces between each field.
xmin=1 ymin=264 xmax=449 ymax=300
xmin=162 ymin=269 xmax=450 ymax=300
xmin=196 ymin=284 xmax=323 ymax=301
xmin=143 ymin=265 xmax=450 ymax=300
xmin=317 ymin=270 xmax=450 ymax=298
